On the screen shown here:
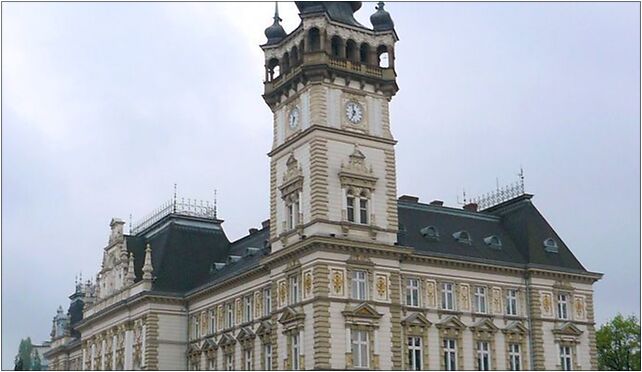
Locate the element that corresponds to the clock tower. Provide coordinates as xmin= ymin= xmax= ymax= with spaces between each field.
xmin=261 ymin=1 xmax=399 ymax=252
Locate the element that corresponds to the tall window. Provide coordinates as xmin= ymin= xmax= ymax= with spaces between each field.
xmin=476 ymin=341 xmax=490 ymax=371
xmin=346 ymin=191 xmax=369 ymax=224
xmin=351 ymin=330 xmax=369 ymax=368
xmin=506 ymin=289 xmax=518 ymax=316
xmin=264 ymin=344 xmax=272 ymax=371
xmin=286 ymin=199 xmax=300 ymax=230
xmin=263 ymin=288 xmax=271 ymax=317
xmin=474 ymin=287 xmax=487 ymax=314
xmin=407 ymin=336 xmax=422 ymax=370
xmin=208 ymin=358 xmax=216 ymax=371
xmin=359 ymin=198 xmax=368 ymax=224
xmin=291 ymin=332 xmax=300 ymax=370
xmin=351 ymin=271 xmax=367 ymax=300
xmin=244 ymin=296 xmax=253 ymax=323
xmin=244 ymin=349 xmax=252 ymax=370
xmin=347 ymin=194 xmax=356 ymax=222
xmin=290 ymin=276 xmax=300 ymax=304
xmin=225 ymin=354 xmax=233 ymax=371
xmin=406 ymin=278 xmax=420 ymax=307
xmin=557 ymin=294 xmax=569 ymax=320
xmin=443 ymin=339 xmax=457 ymax=371
xmin=226 ymin=303 xmax=234 ymax=328
xmin=441 ymin=283 xmax=455 ymax=310
xmin=194 ymin=316 xmax=201 ymax=339
xmin=560 ymin=345 xmax=572 ymax=371
xmin=210 ymin=309 xmax=217 ymax=334
xmin=508 ymin=343 xmax=521 ymax=371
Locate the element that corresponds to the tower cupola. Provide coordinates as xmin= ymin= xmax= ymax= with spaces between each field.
xmin=264 ymin=3 xmax=287 ymax=45
xmin=370 ymin=2 xmax=394 ymax=31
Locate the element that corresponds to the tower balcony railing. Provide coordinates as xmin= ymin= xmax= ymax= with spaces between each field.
xmin=131 ymin=197 xmax=217 ymax=235
xmin=265 ymin=52 xmax=394 ymax=93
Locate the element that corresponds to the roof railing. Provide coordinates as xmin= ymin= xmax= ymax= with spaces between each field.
xmin=131 ymin=196 xmax=217 ymax=235
xmin=470 ymin=169 xmax=526 ymax=211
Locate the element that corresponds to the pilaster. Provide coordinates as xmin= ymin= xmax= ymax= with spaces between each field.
xmin=312 ymin=263 xmax=331 ymax=369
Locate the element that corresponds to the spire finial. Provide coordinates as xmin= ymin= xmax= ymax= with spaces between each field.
xmin=173 ymin=183 xmax=178 ymax=212
xmin=214 ymin=189 xmax=218 ymax=219
xmin=142 ymin=243 xmax=153 ymax=280
xmin=126 ymin=252 xmax=136 ymax=285
xmin=274 ymin=2 xmax=282 ymax=22
xmin=377 ymin=1 xmax=385 ymax=10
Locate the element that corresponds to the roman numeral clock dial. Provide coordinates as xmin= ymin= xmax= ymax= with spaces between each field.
xmin=346 ymin=101 xmax=363 ymax=124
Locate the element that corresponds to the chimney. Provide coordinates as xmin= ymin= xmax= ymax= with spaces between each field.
xmin=429 ymin=200 xmax=444 ymax=206
xmin=463 ymin=203 xmax=478 ymax=212
xmin=261 ymin=219 xmax=270 ymax=229
xmin=249 ymin=228 xmax=259 ymax=234
xmin=398 ymin=195 xmax=419 ymax=203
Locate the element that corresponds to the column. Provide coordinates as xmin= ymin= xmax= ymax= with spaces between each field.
xmin=125 ymin=325 xmax=133 ymax=370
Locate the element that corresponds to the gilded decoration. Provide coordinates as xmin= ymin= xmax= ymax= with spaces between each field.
xmin=235 ymin=298 xmax=242 ymax=322
xmin=217 ymin=305 xmax=224 ymax=330
xmin=574 ymin=297 xmax=585 ymax=319
xmin=338 ymin=145 xmax=378 ymax=191
xmin=376 ymin=274 xmax=387 ymax=298
xmin=201 ymin=311 xmax=208 ymax=335
xmin=278 ymin=280 xmax=288 ymax=307
xmin=459 ymin=284 xmax=470 ymax=310
xmin=331 ymin=269 xmax=345 ymax=296
xmin=492 ymin=288 xmax=502 ymax=314
xmin=303 ymin=271 xmax=313 ymax=298
xmin=541 ymin=292 xmax=553 ymax=316
xmin=255 ymin=291 xmax=263 ymax=318
xmin=426 ymin=281 xmax=436 ymax=308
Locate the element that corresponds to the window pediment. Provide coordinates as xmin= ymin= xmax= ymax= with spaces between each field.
xmin=401 ymin=312 xmax=432 ymax=328
xmin=236 ymin=327 xmax=256 ymax=342
xmin=200 ymin=338 xmax=217 ymax=352
xmin=343 ymin=303 xmax=383 ymax=329
xmin=278 ymin=306 xmax=305 ymax=325
xmin=218 ymin=333 xmax=236 ymax=347
xmin=339 ymin=145 xmax=378 ymax=190
xmin=435 ymin=315 xmax=466 ymax=330
xmin=469 ymin=318 xmax=498 ymax=338
xmin=280 ymin=153 xmax=303 ymax=198
xmin=256 ymin=320 xmax=273 ymax=337
xmin=502 ymin=321 xmax=529 ymax=335
xmin=187 ymin=343 xmax=201 ymax=356
xmin=552 ymin=322 xmax=584 ymax=337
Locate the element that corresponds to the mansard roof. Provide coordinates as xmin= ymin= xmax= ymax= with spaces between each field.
xmin=397 ymin=194 xmax=591 ymax=274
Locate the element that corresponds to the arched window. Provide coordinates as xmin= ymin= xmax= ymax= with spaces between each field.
xmin=359 ymin=43 xmax=370 ymax=64
xmin=308 ymin=28 xmax=320 ymax=51
xmin=543 ymin=238 xmax=558 ymax=253
xmin=291 ymin=46 xmax=299 ymax=67
xmin=267 ymin=58 xmax=280 ymax=81
xmin=484 ymin=235 xmax=502 ymax=249
xmin=420 ymin=226 xmax=439 ymax=239
xmin=331 ymin=36 xmax=343 ymax=58
xmin=282 ymin=52 xmax=290 ymax=73
xmin=453 ymin=230 xmax=472 ymax=244
xmin=345 ymin=39 xmax=357 ymax=62
xmin=377 ymin=45 xmax=389 ymax=68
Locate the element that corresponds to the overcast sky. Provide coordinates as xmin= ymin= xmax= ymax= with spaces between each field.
xmin=2 ymin=1 xmax=639 ymax=367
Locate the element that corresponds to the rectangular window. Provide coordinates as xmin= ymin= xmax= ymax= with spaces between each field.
xmin=194 ymin=315 xmax=201 ymax=339
xmin=263 ymin=288 xmax=271 ymax=317
xmin=226 ymin=303 xmax=234 ymax=328
xmin=476 ymin=341 xmax=490 ymax=371
xmin=291 ymin=332 xmax=300 ymax=370
xmin=406 ymin=278 xmax=420 ymax=307
xmin=287 ymin=203 xmax=294 ymax=230
xmin=208 ymin=358 xmax=216 ymax=371
xmin=351 ymin=330 xmax=369 ymax=368
xmin=558 ymin=294 xmax=569 ymax=320
xmin=210 ymin=309 xmax=217 ymax=335
xmin=264 ymin=344 xmax=272 ymax=371
xmin=351 ymin=271 xmax=367 ymax=300
xmin=407 ymin=336 xmax=422 ymax=370
xmin=443 ymin=339 xmax=457 ymax=371
xmin=509 ymin=343 xmax=521 ymax=371
xmin=244 ymin=296 xmax=253 ymax=323
xmin=359 ymin=198 xmax=368 ymax=224
xmin=474 ymin=287 xmax=487 ymax=314
xmin=290 ymin=276 xmax=299 ymax=304
xmin=506 ymin=289 xmax=518 ymax=316
xmin=441 ymin=283 xmax=455 ymax=310
xmin=244 ymin=349 xmax=252 ymax=370
xmin=347 ymin=195 xmax=355 ymax=222
xmin=225 ymin=354 xmax=233 ymax=371
xmin=560 ymin=345 xmax=572 ymax=371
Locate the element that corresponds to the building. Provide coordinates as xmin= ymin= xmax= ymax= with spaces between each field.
xmin=45 ymin=2 xmax=602 ymax=370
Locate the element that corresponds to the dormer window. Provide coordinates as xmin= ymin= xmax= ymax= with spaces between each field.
xmin=483 ymin=235 xmax=502 ymax=249
xmin=420 ymin=226 xmax=439 ymax=240
xmin=453 ymin=230 xmax=472 ymax=245
xmin=544 ymin=238 xmax=559 ymax=253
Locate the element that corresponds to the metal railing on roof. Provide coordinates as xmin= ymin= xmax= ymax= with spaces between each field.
xmin=131 ymin=196 xmax=217 ymax=235
xmin=470 ymin=169 xmax=526 ymax=211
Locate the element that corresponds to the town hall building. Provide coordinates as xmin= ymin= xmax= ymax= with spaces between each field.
xmin=45 ymin=2 xmax=602 ymax=370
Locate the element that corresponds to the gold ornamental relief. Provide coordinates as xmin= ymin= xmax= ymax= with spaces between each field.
xmin=542 ymin=293 xmax=552 ymax=313
xmin=255 ymin=292 xmax=263 ymax=318
xmin=426 ymin=281 xmax=435 ymax=307
xmin=332 ymin=270 xmax=344 ymax=295
xmin=575 ymin=297 xmax=584 ymax=318
xmin=235 ymin=299 xmax=242 ymax=321
xmin=304 ymin=271 xmax=313 ymax=297
xmin=459 ymin=285 xmax=469 ymax=310
xmin=376 ymin=275 xmax=387 ymax=298
xmin=217 ymin=306 xmax=224 ymax=327
xmin=278 ymin=281 xmax=287 ymax=305
xmin=492 ymin=289 xmax=502 ymax=314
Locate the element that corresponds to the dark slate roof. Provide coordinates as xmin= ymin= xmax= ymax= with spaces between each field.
xmin=125 ymin=214 xmax=231 ymax=293
xmin=398 ymin=194 xmax=588 ymax=273
xmin=296 ymin=1 xmax=367 ymax=29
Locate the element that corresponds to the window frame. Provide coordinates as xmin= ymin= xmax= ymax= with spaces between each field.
xmin=291 ymin=332 xmax=300 ymax=370
xmin=263 ymin=288 xmax=271 ymax=317
xmin=476 ymin=340 xmax=491 ymax=371
xmin=351 ymin=270 xmax=367 ymax=300
xmin=443 ymin=338 xmax=457 ymax=371
xmin=441 ymin=282 xmax=455 ymax=310
xmin=557 ymin=293 xmax=569 ymax=320
xmin=351 ymin=329 xmax=369 ymax=369
xmin=406 ymin=278 xmax=420 ymax=307
xmin=473 ymin=286 xmax=487 ymax=314
xmin=508 ymin=343 xmax=521 ymax=371
xmin=560 ymin=345 xmax=572 ymax=371
xmin=244 ymin=295 xmax=253 ymax=323
xmin=289 ymin=276 xmax=300 ymax=305
xmin=264 ymin=344 xmax=272 ymax=371
xmin=506 ymin=289 xmax=518 ymax=316
xmin=407 ymin=336 xmax=422 ymax=371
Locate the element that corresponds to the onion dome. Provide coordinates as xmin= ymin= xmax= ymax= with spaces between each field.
xmin=370 ymin=2 xmax=394 ymax=31
xmin=264 ymin=3 xmax=287 ymax=45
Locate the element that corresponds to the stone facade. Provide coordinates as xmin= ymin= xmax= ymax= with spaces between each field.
xmin=45 ymin=2 xmax=601 ymax=371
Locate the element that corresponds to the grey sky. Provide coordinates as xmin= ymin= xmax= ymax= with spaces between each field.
xmin=2 ymin=2 xmax=639 ymax=368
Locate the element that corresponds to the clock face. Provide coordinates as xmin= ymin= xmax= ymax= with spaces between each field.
xmin=288 ymin=107 xmax=300 ymax=130
xmin=345 ymin=101 xmax=363 ymax=124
